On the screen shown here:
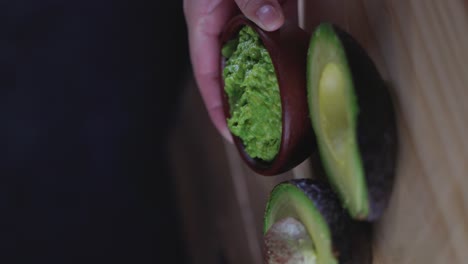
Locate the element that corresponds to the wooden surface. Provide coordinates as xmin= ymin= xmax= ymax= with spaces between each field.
xmin=170 ymin=80 xmax=292 ymax=264
xmin=171 ymin=1 xmax=468 ymax=263
xmin=301 ymin=1 xmax=468 ymax=263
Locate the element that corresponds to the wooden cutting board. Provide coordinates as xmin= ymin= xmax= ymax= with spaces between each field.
xmin=299 ymin=0 xmax=468 ymax=263
xmin=170 ymin=1 xmax=468 ymax=263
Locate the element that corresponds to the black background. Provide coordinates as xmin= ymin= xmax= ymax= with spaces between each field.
xmin=1 ymin=0 xmax=189 ymax=263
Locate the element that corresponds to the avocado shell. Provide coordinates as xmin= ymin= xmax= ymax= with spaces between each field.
xmin=263 ymin=179 xmax=372 ymax=264
xmin=288 ymin=179 xmax=354 ymax=263
xmin=333 ymin=25 xmax=397 ymax=221
xmin=219 ymin=15 xmax=314 ymax=176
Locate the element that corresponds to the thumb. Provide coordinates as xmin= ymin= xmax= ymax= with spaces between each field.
xmin=234 ymin=0 xmax=285 ymax=31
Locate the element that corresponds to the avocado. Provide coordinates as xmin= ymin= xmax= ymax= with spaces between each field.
xmin=263 ymin=179 xmax=356 ymax=264
xmin=264 ymin=217 xmax=316 ymax=263
xmin=306 ymin=23 xmax=397 ymax=221
xmin=222 ymin=26 xmax=282 ymax=162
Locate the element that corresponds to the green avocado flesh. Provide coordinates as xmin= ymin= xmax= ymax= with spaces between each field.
xmin=307 ymin=23 xmax=368 ymax=218
xmin=222 ymin=26 xmax=282 ymax=162
xmin=264 ymin=182 xmax=337 ymax=264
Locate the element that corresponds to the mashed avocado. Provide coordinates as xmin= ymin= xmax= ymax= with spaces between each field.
xmin=222 ymin=26 xmax=282 ymax=161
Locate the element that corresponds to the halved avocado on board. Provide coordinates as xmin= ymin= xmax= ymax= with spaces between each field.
xmin=307 ymin=23 xmax=397 ymax=221
xmin=263 ymin=179 xmax=370 ymax=264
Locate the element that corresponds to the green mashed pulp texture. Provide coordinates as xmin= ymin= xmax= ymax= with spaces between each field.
xmin=222 ymin=26 xmax=282 ymax=162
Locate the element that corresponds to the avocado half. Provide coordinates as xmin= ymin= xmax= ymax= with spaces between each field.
xmin=263 ymin=179 xmax=356 ymax=264
xmin=306 ymin=23 xmax=397 ymax=221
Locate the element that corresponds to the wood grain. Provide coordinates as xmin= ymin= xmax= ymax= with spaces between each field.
xmin=172 ymin=1 xmax=468 ymax=263
xmin=301 ymin=0 xmax=468 ymax=263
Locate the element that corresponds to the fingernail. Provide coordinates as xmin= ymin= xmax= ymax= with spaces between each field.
xmin=256 ymin=4 xmax=282 ymax=31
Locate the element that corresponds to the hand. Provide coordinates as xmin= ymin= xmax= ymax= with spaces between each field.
xmin=184 ymin=0 xmax=296 ymax=142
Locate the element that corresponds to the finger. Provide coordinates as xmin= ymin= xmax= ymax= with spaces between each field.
xmin=184 ymin=0 xmax=235 ymax=142
xmin=234 ymin=0 xmax=284 ymax=31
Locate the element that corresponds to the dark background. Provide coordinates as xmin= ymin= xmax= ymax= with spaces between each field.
xmin=1 ymin=1 xmax=189 ymax=263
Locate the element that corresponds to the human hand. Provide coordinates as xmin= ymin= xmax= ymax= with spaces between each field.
xmin=184 ymin=0 xmax=296 ymax=142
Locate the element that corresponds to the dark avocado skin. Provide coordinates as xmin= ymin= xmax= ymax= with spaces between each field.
xmin=289 ymin=179 xmax=371 ymax=264
xmin=333 ymin=25 xmax=398 ymax=221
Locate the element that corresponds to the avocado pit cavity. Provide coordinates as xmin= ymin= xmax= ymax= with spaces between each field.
xmin=318 ymin=62 xmax=351 ymax=164
xmin=264 ymin=217 xmax=316 ymax=264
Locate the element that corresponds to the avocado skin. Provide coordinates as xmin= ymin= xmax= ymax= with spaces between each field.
xmin=288 ymin=179 xmax=371 ymax=264
xmin=333 ymin=25 xmax=398 ymax=221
